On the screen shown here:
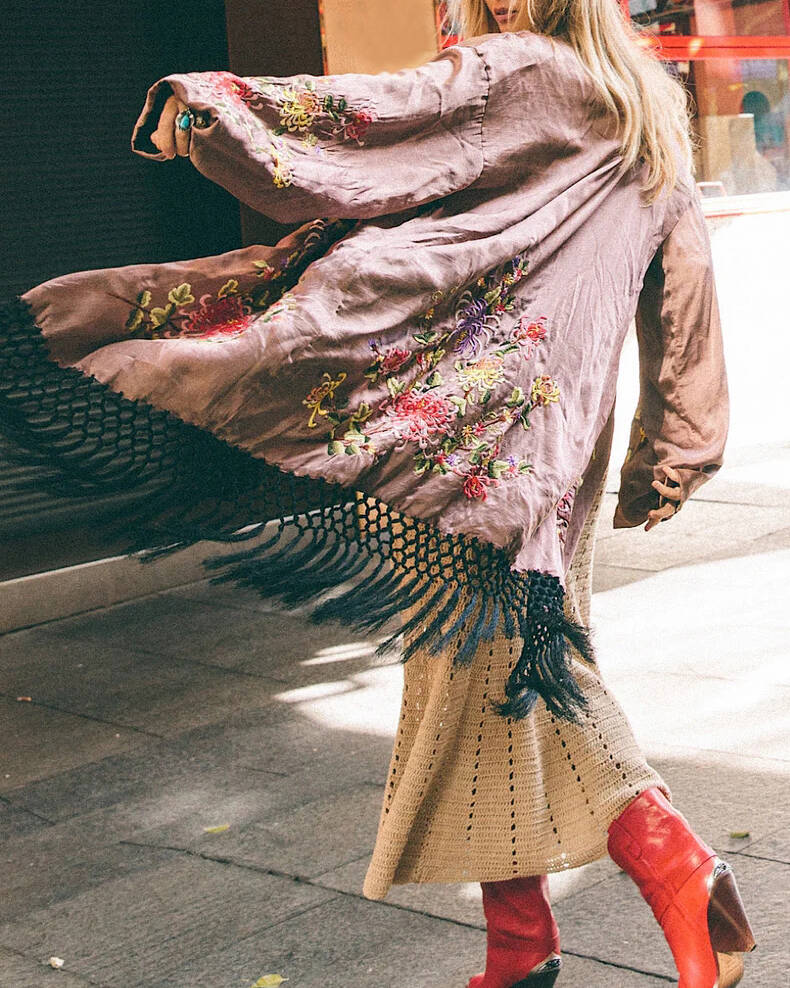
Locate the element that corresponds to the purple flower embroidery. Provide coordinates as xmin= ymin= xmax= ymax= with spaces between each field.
xmin=454 ymin=297 xmax=497 ymax=356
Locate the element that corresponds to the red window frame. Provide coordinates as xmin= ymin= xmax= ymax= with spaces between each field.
xmin=620 ymin=0 xmax=790 ymax=59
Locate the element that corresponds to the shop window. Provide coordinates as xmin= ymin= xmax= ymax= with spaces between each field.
xmin=629 ymin=0 xmax=790 ymax=196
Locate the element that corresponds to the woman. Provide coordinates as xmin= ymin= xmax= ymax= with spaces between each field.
xmin=0 ymin=0 xmax=756 ymax=985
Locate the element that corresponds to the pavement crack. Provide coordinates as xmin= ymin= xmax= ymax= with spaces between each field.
xmin=0 ymin=691 xmax=165 ymax=739
xmin=0 ymin=793 xmax=55 ymax=825
xmin=726 ymin=848 xmax=790 ymax=866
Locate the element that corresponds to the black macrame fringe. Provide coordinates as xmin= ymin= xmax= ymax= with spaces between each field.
xmin=0 ymin=297 xmax=595 ymax=722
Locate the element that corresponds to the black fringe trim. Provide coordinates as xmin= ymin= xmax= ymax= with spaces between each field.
xmin=0 ymin=297 xmax=596 ymax=722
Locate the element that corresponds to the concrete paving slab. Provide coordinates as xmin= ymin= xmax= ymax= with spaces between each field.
xmin=740 ymin=825 xmax=790 ymax=865
xmin=592 ymin=564 xmax=654 ymax=592
xmin=609 ymin=672 xmax=790 ymax=763
xmin=44 ymin=592 xmax=278 ymax=666
xmin=0 ymin=837 xmax=177 ymax=925
xmin=0 ymin=640 xmax=284 ymax=738
xmin=2 ymin=713 xmax=392 ymax=831
xmin=647 ymin=749 xmax=790 ymax=855
xmin=0 ymin=798 xmax=48 ymax=841
xmin=0 ymin=947 xmax=99 ymax=987
xmin=0 ymin=695 xmax=148 ymax=794
xmin=171 ymin=783 xmax=384 ymax=880
xmin=147 ymin=891 xmax=488 ymax=988
xmin=0 ymin=856 xmax=337 ymax=988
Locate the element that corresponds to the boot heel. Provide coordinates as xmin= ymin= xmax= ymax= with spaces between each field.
xmin=708 ymin=862 xmax=757 ymax=954
xmin=510 ymin=956 xmax=562 ymax=988
xmin=715 ymin=950 xmax=745 ymax=988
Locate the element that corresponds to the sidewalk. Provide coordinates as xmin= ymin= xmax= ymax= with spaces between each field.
xmin=1 ymin=441 xmax=788 ymax=987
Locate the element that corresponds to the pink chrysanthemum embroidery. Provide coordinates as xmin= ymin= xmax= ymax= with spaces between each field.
xmin=180 ymin=294 xmax=253 ymax=340
xmin=378 ymin=391 xmax=455 ymax=447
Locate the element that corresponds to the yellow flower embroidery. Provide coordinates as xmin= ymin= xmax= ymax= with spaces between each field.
xmin=459 ymin=355 xmax=506 ymax=392
xmin=531 ymin=375 xmax=560 ymax=407
xmin=279 ymin=88 xmax=321 ymax=132
xmin=303 ymin=372 xmax=348 ymax=429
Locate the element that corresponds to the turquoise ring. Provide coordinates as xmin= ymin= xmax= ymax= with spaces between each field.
xmin=175 ymin=108 xmax=195 ymax=132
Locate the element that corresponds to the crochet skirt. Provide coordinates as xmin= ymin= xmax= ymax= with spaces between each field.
xmin=362 ymin=467 xmax=669 ymax=900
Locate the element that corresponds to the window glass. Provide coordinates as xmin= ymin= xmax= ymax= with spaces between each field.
xmin=667 ymin=56 xmax=790 ymax=193
xmin=630 ymin=0 xmax=790 ymax=37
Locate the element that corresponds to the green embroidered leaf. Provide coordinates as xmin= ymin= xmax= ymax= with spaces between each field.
xmin=518 ymin=462 xmax=533 ymax=474
xmin=489 ymin=460 xmax=509 ymax=479
xmin=484 ymin=287 xmax=501 ymax=305
xmin=505 ymin=387 xmax=525 ymax=408
xmin=414 ymin=331 xmax=439 ymax=346
xmin=217 ymin=279 xmax=240 ymax=298
xmin=150 ymin=304 xmax=175 ymax=328
xmin=449 ymin=397 xmax=467 ymax=417
xmin=386 ymin=377 xmax=405 ymax=398
xmin=327 ymin=441 xmax=344 ymax=456
xmin=167 ymin=283 xmax=195 ymax=306
xmin=335 ymin=394 xmax=350 ymax=409
xmin=425 ymin=371 xmax=443 ymax=389
xmin=469 ymin=452 xmax=481 ymax=465
xmin=481 ymin=390 xmax=492 ymax=405
xmin=520 ymin=409 xmax=532 ymax=430
xmin=343 ymin=429 xmax=365 ymax=441
xmin=345 ymin=443 xmax=361 ymax=455
xmin=124 ymin=290 xmax=152 ymax=332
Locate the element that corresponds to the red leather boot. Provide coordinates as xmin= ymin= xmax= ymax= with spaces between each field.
xmin=608 ymin=787 xmax=756 ymax=988
xmin=467 ymin=875 xmax=561 ymax=988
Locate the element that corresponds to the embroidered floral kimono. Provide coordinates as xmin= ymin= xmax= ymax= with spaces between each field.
xmin=0 ymin=30 xmax=727 ymax=722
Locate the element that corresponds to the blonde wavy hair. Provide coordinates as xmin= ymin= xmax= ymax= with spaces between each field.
xmin=444 ymin=0 xmax=695 ymax=202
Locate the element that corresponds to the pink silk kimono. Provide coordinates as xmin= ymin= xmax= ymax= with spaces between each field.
xmin=0 ymin=30 xmax=728 ymax=721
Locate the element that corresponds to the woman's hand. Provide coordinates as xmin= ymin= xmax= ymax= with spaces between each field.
xmin=150 ymin=95 xmax=192 ymax=159
xmin=645 ymin=465 xmax=682 ymax=532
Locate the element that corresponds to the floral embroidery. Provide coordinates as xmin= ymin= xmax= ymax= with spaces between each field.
xmin=304 ymin=372 xmax=348 ymax=430
xmin=121 ymin=271 xmax=296 ymax=343
xmin=372 ymin=391 xmax=456 ymax=448
xmin=304 ymin=252 xmax=564 ymax=501
xmin=200 ymin=72 xmax=374 ymax=189
xmin=452 ymin=256 xmax=528 ymax=356
xmin=510 ymin=315 xmax=548 ymax=358
xmin=531 ymin=375 xmax=561 ymax=408
xmin=118 ymin=219 xmax=350 ymax=343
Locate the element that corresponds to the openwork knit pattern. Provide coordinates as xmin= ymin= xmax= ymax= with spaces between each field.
xmin=363 ymin=477 xmax=670 ymax=898
xmin=0 ymin=297 xmax=595 ymax=722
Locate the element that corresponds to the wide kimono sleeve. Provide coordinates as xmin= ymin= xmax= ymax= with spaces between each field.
xmin=131 ymin=45 xmax=489 ymax=224
xmin=614 ymin=193 xmax=729 ymax=528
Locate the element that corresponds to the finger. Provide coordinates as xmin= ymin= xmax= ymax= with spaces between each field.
xmin=151 ymin=95 xmax=179 ymax=158
xmin=174 ymin=102 xmax=191 ymax=158
xmin=651 ymin=479 xmax=682 ymax=501
xmin=645 ymin=503 xmax=676 ymax=532
xmin=663 ymin=465 xmax=682 ymax=484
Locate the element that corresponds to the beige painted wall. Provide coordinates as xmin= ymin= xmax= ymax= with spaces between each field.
xmin=321 ymin=0 xmax=439 ymax=74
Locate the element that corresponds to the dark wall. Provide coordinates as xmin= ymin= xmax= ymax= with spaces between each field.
xmin=0 ymin=1 xmax=331 ymax=578
xmin=0 ymin=0 xmax=242 ymax=300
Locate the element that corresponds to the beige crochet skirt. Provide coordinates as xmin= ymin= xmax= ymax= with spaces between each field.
xmin=362 ymin=466 xmax=669 ymax=901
